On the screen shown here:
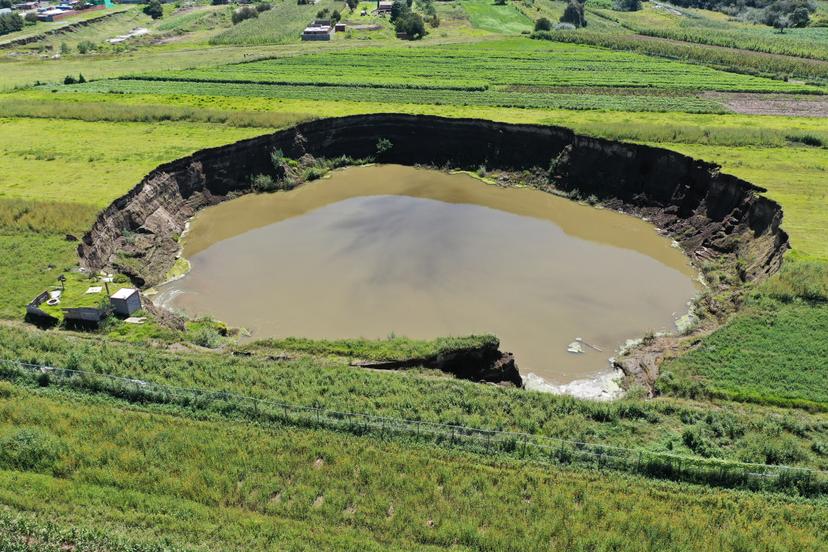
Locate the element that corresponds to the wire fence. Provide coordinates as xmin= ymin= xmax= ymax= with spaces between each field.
xmin=1 ymin=358 xmax=826 ymax=497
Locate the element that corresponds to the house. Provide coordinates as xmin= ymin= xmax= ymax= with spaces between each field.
xmin=110 ymin=288 xmax=142 ymax=316
xmin=302 ymin=22 xmax=332 ymax=40
xmin=377 ymin=0 xmax=393 ymax=13
xmin=334 ymin=22 xmax=345 ymax=32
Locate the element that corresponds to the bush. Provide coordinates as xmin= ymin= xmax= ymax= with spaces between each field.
xmin=232 ymin=6 xmax=259 ymax=24
xmin=786 ymin=134 xmax=823 ymax=147
xmin=376 ymin=138 xmax=393 ymax=155
xmin=143 ymin=0 xmax=164 ymax=19
xmin=189 ymin=325 xmax=223 ymax=348
xmin=255 ymin=1 xmax=272 ymax=11
xmin=612 ymin=0 xmax=641 ymax=11
xmin=251 ymin=173 xmax=278 ymax=192
xmin=0 ymin=428 xmax=65 ymax=472
xmin=76 ymin=40 xmax=96 ymax=54
xmin=681 ymin=427 xmax=721 ymax=458
xmin=24 ymin=11 xmax=38 ymax=23
xmin=534 ymin=17 xmax=552 ymax=31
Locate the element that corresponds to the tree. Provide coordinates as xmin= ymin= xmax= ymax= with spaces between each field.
xmin=0 ymin=0 xmax=12 ymax=9
xmin=612 ymin=0 xmax=641 ymax=11
xmin=0 ymin=12 xmax=23 ymax=36
xmin=494 ymin=0 xmax=507 ymax=4
xmin=331 ymin=9 xmax=342 ymax=22
xmin=143 ymin=0 xmax=164 ymax=20
xmin=231 ymin=5 xmax=258 ymax=24
xmin=560 ymin=1 xmax=586 ymax=26
xmin=394 ymin=11 xmax=425 ymax=38
xmin=346 ymin=0 xmax=359 ymax=11
xmin=534 ymin=17 xmax=552 ymax=31
xmin=390 ymin=0 xmax=409 ymax=21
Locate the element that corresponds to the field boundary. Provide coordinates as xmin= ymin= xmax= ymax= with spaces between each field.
xmin=1 ymin=358 xmax=826 ymax=497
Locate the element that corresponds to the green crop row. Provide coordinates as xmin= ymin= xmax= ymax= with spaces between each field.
xmin=67 ymin=78 xmax=730 ymax=113
xmin=141 ymin=40 xmax=821 ymax=92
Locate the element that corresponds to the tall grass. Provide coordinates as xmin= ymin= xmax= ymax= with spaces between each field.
xmin=1 ymin=387 xmax=827 ymax=550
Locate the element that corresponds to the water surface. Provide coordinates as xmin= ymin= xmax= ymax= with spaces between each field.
xmin=156 ymin=165 xmax=697 ymax=384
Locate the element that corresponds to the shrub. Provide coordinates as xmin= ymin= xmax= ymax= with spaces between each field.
xmin=682 ymin=427 xmax=721 ymax=458
xmin=534 ymin=17 xmax=552 ymax=31
xmin=143 ymin=0 xmax=164 ymax=20
xmin=376 ymin=138 xmax=393 ymax=155
xmin=76 ymin=40 xmax=96 ymax=54
xmin=251 ymin=173 xmax=278 ymax=192
xmin=24 ymin=11 xmax=38 ymax=23
xmin=189 ymin=325 xmax=223 ymax=348
xmin=255 ymin=1 xmax=272 ymax=11
xmin=232 ymin=6 xmax=259 ymax=24
xmin=786 ymin=134 xmax=823 ymax=147
xmin=63 ymin=75 xmax=77 ymax=85
xmin=612 ymin=0 xmax=641 ymax=11
xmin=0 ymin=428 xmax=65 ymax=472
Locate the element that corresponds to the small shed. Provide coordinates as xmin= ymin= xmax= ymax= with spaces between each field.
xmin=334 ymin=22 xmax=346 ymax=32
xmin=110 ymin=288 xmax=142 ymax=316
xmin=377 ymin=0 xmax=393 ymax=13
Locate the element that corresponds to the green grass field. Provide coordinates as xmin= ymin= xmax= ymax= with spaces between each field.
xmin=0 ymin=0 xmax=827 ymax=547
xmin=2 ymin=387 xmax=826 ymax=551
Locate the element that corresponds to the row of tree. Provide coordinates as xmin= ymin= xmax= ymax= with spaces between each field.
xmin=668 ymin=0 xmax=815 ymax=29
xmin=0 ymin=12 xmax=23 ymax=36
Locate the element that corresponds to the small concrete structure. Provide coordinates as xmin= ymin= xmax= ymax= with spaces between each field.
xmin=334 ymin=22 xmax=345 ymax=32
xmin=302 ymin=23 xmax=333 ymax=40
xmin=110 ymin=288 xmax=142 ymax=316
xmin=377 ymin=1 xmax=392 ymax=13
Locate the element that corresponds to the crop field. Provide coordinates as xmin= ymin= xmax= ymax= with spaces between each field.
xmin=592 ymin=3 xmax=828 ymax=61
xmin=0 ymin=0 xmax=827 ymax=548
xmin=129 ymin=39 xmax=824 ymax=92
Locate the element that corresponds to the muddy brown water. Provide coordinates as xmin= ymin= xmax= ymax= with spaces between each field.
xmin=155 ymin=165 xmax=698 ymax=384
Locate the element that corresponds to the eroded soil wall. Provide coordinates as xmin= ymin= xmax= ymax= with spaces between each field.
xmin=79 ymin=114 xmax=788 ymax=290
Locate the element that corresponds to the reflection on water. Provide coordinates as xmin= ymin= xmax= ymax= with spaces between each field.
xmin=156 ymin=165 xmax=698 ymax=384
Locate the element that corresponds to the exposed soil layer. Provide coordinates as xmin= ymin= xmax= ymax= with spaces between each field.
xmin=78 ymin=114 xmax=790 ymax=388
xmin=702 ymin=92 xmax=828 ymax=117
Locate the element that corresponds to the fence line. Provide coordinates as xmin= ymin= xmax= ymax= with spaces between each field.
xmin=1 ymin=358 xmax=826 ymax=496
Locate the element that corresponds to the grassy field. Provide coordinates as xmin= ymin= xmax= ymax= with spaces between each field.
xmin=1 ymin=387 xmax=826 ymax=551
xmin=0 ymin=0 xmax=827 ymax=546
xmin=1 ymin=324 xmax=826 ymax=470
xmin=460 ymin=0 xmax=533 ymax=34
xmin=660 ymin=299 xmax=828 ymax=409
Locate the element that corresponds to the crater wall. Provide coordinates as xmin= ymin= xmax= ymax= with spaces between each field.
xmin=79 ymin=114 xmax=789 ymax=291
